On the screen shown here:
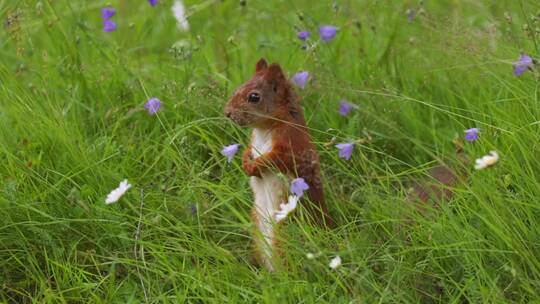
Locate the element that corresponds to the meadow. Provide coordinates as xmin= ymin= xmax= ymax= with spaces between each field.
xmin=1 ymin=0 xmax=540 ymax=302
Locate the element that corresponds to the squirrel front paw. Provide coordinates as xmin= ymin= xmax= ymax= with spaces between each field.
xmin=242 ymin=149 xmax=264 ymax=177
xmin=244 ymin=161 xmax=262 ymax=178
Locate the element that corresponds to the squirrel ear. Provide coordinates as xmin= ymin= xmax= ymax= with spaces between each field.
xmin=255 ymin=58 xmax=268 ymax=72
xmin=264 ymin=64 xmax=286 ymax=88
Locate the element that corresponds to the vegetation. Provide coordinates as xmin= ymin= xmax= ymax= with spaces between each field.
xmin=1 ymin=0 xmax=540 ymax=302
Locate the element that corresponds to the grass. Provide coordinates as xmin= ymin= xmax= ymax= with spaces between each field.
xmin=1 ymin=0 xmax=540 ymax=302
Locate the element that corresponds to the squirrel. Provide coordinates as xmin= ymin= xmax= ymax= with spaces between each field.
xmin=224 ymin=58 xmax=333 ymax=271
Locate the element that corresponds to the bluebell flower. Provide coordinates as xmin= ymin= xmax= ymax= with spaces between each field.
xmin=319 ymin=25 xmax=337 ymax=42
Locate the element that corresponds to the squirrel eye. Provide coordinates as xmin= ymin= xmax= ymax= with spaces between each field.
xmin=248 ymin=92 xmax=261 ymax=103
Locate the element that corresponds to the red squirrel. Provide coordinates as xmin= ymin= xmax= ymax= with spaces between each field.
xmin=224 ymin=58 xmax=333 ymax=271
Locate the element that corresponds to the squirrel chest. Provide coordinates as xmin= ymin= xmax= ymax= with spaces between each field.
xmin=249 ymin=128 xmax=286 ymax=219
xmin=249 ymin=128 xmax=286 ymax=270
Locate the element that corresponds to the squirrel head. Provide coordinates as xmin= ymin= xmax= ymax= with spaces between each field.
xmin=224 ymin=58 xmax=296 ymax=128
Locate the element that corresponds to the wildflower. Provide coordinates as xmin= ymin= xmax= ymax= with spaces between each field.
xmin=474 ymin=151 xmax=499 ymax=170
xmin=101 ymin=6 xmax=117 ymax=32
xmin=297 ymin=31 xmax=310 ymax=41
xmin=514 ymin=54 xmax=533 ymax=76
xmin=292 ymin=71 xmax=309 ymax=89
xmin=105 ymin=179 xmax=132 ymax=204
xmin=221 ymin=144 xmax=240 ymax=163
xmin=172 ymin=0 xmax=190 ymax=31
xmin=338 ymin=100 xmax=358 ymax=116
xmin=101 ymin=7 xmax=116 ymax=20
xmin=319 ymin=25 xmax=337 ymax=42
xmin=144 ymin=98 xmax=161 ymax=114
xmin=149 ymin=0 xmax=158 ymax=6
xmin=464 ymin=128 xmax=480 ymax=142
xmin=275 ymin=195 xmax=299 ymax=223
xmin=329 ymin=256 xmax=342 ymax=269
xmin=188 ymin=203 xmax=197 ymax=214
xmin=103 ymin=20 xmax=117 ymax=32
xmin=335 ymin=143 xmax=354 ymax=160
xmin=290 ymin=177 xmax=309 ymax=198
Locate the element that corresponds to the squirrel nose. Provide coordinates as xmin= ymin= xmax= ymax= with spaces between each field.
xmin=225 ymin=110 xmax=232 ymax=118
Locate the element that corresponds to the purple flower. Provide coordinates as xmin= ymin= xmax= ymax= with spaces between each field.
xmin=292 ymin=71 xmax=309 ymax=89
xmin=103 ymin=20 xmax=117 ymax=32
xmin=221 ymin=144 xmax=240 ymax=163
xmin=514 ymin=54 xmax=533 ymax=76
xmin=149 ymin=0 xmax=158 ymax=6
xmin=188 ymin=203 xmax=197 ymax=214
xmin=464 ymin=128 xmax=480 ymax=142
xmin=290 ymin=178 xmax=309 ymax=198
xmin=144 ymin=98 xmax=161 ymax=114
xmin=101 ymin=7 xmax=116 ymax=20
xmin=298 ymin=31 xmax=310 ymax=41
xmin=319 ymin=25 xmax=337 ymax=42
xmin=338 ymin=100 xmax=358 ymax=116
xmin=335 ymin=143 xmax=354 ymax=160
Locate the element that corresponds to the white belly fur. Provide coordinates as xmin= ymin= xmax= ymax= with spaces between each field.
xmin=250 ymin=128 xmax=284 ymax=271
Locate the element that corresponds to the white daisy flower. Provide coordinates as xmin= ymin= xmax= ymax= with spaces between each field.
xmin=329 ymin=256 xmax=342 ymax=269
xmin=275 ymin=195 xmax=299 ymax=223
xmin=105 ymin=179 xmax=132 ymax=204
xmin=172 ymin=0 xmax=189 ymax=31
xmin=474 ymin=151 xmax=499 ymax=170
